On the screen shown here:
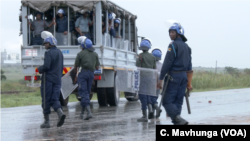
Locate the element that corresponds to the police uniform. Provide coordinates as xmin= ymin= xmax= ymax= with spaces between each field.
xmin=114 ymin=18 xmax=122 ymax=38
xmin=38 ymin=34 xmax=66 ymax=128
xmin=150 ymin=49 xmax=163 ymax=117
xmin=75 ymin=37 xmax=100 ymax=120
xmin=136 ymin=38 xmax=156 ymax=122
xmin=160 ymin=29 xmax=192 ymax=125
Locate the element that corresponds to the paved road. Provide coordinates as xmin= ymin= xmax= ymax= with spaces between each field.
xmin=1 ymin=88 xmax=250 ymax=141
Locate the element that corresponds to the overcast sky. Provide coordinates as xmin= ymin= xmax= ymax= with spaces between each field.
xmin=1 ymin=0 xmax=250 ymax=68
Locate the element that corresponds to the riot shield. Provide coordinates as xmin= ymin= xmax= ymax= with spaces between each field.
xmin=138 ymin=67 xmax=158 ymax=96
xmin=115 ymin=66 xmax=158 ymax=96
xmin=61 ymin=67 xmax=78 ymax=99
xmin=115 ymin=66 xmax=137 ymax=93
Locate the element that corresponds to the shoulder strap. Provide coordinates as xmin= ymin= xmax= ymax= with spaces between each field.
xmin=139 ymin=55 xmax=143 ymax=67
xmin=171 ymin=44 xmax=176 ymax=58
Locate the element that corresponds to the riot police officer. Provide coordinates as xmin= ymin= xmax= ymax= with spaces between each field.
xmin=150 ymin=48 xmax=163 ymax=118
xmin=74 ymin=37 xmax=100 ymax=120
xmin=136 ymin=38 xmax=156 ymax=122
xmin=38 ymin=31 xmax=66 ymax=128
xmin=158 ymin=22 xmax=192 ymax=125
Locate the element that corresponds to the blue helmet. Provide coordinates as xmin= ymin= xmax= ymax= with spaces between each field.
xmin=108 ymin=13 xmax=113 ymax=20
xmin=81 ymin=39 xmax=95 ymax=51
xmin=114 ymin=18 xmax=121 ymax=24
xmin=152 ymin=49 xmax=162 ymax=60
xmin=57 ymin=9 xmax=66 ymax=16
xmin=43 ymin=37 xmax=57 ymax=46
xmin=139 ymin=38 xmax=152 ymax=50
xmin=169 ymin=22 xmax=187 ymax=42
xmin=35 ymin=11 xmax=43 ymax=18
xmin=169 ymin=23 xmax=184 ymax=35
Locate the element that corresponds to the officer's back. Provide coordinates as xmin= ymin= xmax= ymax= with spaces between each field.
xmin=76 ymin=49 xmax=99 ymax=71
xmin=136 ymin=51 xmax=156 ymax=69
xmin=45 ymin=47 xmax=63 ymax=84
xmin=170 ymin=38 xmax=191 ymax=71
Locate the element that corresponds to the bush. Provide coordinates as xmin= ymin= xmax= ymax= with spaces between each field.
xmin=244 ymin=68 xmax=250 ymax=75
xmin=225 ymin=66 xmax=239 ymax=75
xmin=1 ymin=69 xmax=7 ymax=80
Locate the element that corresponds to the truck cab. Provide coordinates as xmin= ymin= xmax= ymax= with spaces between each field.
xmin=21 ymin=0 xmax=140 ymax=106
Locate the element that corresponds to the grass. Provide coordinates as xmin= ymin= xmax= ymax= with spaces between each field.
xmin=1 ymin=65 xmax=250 ymax=108
xmin=192 ymin=71 xmax=250 ymax=91
xmin=1 ymin=90 xmax=125 ymax=108
xmin=1 ymin=90 xmax=78 ymax=108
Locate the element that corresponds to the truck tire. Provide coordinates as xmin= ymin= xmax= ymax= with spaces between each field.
xmin=125 ymin=92 xmax=139 ymax=101
xmin=97 ymin=88 xmax=108 ymax=106
xmin=59 ymin=93 xmax=69 ymax=106
xmin=106 ymin=74 xmax=120 ymax=106
xmin=106 ymin=87 xmax=120 ymax=106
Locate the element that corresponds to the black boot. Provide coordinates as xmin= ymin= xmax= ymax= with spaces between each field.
xmin=137 ymin=110 xmax=148 ymax=122
xmin=148 ymin=104 xmax=154 ymax=119
xmin=80 ymin=106 xmax=85 ymax=119
xmin=56 ymin=108 xmax=66 ymax=127
xmin=154 ymin=103 xmax=161 ymax=118
xmin=173 ymin=115 xmax=188 ymax=125
xmin=40 ymin=114 xmax=50 ymax=128
xmin=84 ymin=106 xmax=92 ymax=120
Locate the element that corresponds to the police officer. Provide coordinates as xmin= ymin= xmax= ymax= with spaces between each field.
xmin=38 ymin=31 xmax=66 ymax=128
xmin=74 ymin=37 xmax=100 ymax=120
xmin=157 ymin=22 xmax=192 ymax=125
xmin=102 ymin=13 xmax=116 ymax=37
xmin=150 ymin=48 xmax=163 ymax=118
xmin=114 ymin=18 xmax=123 ymax=38
xmin=136 ymin=38 xmax=156 ymax=122
xmin=56 ymin=9 xmax=68 ymax=45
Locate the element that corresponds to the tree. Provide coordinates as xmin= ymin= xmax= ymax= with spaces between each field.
xmin=224 ymin=66 xmax=239 ymax=75
xmin=1 ymin=69 xmax=7 ymax=80
xmin=244 ymin=68 xmax=250 ymax=75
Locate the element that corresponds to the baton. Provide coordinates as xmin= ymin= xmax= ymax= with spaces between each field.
xmin=156 ymin=74 xmax=171 ymax=118
xmin=185 ymin=88 xmax=191 ymax=114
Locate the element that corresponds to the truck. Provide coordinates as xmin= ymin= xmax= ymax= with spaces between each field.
xmin=21 ymin=0 xmax=141 ymax=106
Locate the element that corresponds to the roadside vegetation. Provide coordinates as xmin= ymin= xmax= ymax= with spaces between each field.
xmin=1 ymin=64 xmax=250 ymax=108
xmin=192 ymin=67 xmax=250 ymax=91
xmin=1 ymin=69 xmax=6 ymax=80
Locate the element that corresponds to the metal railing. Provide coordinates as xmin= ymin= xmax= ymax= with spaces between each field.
xmin=102 ymin=33 xmax=134 ymax=52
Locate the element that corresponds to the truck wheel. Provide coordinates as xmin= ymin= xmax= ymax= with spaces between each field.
xmin=59 ymin=93 xmax=69 ymax=106
xmin=106 ymin=75 xmax=120 ymax=106
xmin=106 ymin=87 xmax=120 ymax=106
xmin=125 ymin=92 xmax=139 ymax=101
xmin=97 ymin=88 xmax=108 ymax=106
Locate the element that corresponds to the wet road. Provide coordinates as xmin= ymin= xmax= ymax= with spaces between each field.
xmin=1 ymin=88 xmax=250 ymax=141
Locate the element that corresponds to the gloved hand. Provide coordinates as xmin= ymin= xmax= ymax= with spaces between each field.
xmin=70 ymin=70 xmax=77 ymax=84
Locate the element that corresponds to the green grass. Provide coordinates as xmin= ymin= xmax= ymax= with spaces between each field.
xmin=1 ymin=65 xmax=250 ymax=108
xmin=1 ymin=80 xmax=38 ymax=91
xmin=192 ymin=71 xmax=250 ymax=91
xmin=1 ymin=90 xmax=78 ymax=108
xmin=1 ymin=90 xmax=125 ymax=108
